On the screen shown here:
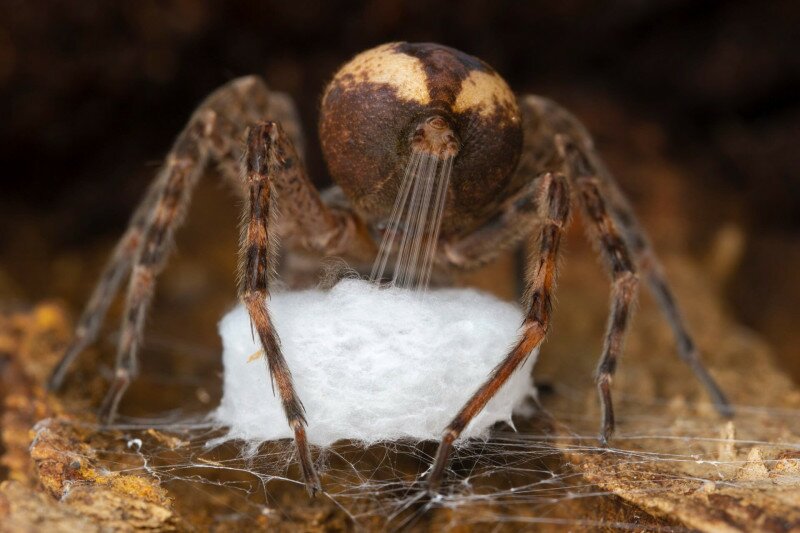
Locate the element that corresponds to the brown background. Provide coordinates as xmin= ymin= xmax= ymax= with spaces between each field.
xmin=0 ymin=0 xmax=798 ymax=383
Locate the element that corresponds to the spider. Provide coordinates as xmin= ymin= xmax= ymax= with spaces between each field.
xmin=48 ymin=42 xmax=732 ymax=495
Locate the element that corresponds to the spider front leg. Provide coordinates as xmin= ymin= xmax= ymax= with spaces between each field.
xmin=236 ymin=120 xmax=375 ymax=496
xmin=238 ymin=122 xmax=328 ymax=496
xmin=428 ymin=172 xmax=570 ymax=491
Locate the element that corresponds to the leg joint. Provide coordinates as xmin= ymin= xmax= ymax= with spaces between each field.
xmin=595 ymin=362 xmax=616 ymax=382
xmin=523 ymin=318 xmax=548 ymax=338
xmin=289 ymin=417 xmax=306 ymax=431
xmin=115 ymin=367 xmax=132 ymax=382
xmin=541 ymin=172 xmax=571 ymax=223
xmin=614 ymin=270 xmax=640 ymax=295
xmin=441 ymin=428 xmax=459 ymax=445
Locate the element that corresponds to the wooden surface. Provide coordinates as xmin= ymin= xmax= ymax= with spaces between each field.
xmin=1 ymin=232 xmax=798 ymax=530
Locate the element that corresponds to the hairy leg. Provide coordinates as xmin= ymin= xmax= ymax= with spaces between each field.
xmin=50 ymin=77 xmax=271 ymax=393
xmin=559 ymin=138 xmax=642 ymax=443
xmin=519 ymin=94 xmax=730 ymax=417
xmin=428 ymin=172 xmax=570 ymax=491
xmin=51 ymin=77 xmax=373 ymax=429
xmin=239 ymin=122 xmax=322 ymax=495
xmin=586 ymin=163 xmax=732 ymax=415
xmin=48 ymin=178 xmax=161 ymax=390
xmin=98 ymin=111 xmax=214 ymax=421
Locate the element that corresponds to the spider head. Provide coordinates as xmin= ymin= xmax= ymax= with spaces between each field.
xmin=319 ymin=42 xmax=522 ymax=232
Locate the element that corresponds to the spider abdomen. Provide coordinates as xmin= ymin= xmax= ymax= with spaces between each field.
xmin=319 ymin=42 xmax=523 ymax=230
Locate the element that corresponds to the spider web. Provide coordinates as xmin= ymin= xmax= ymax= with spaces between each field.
xmin=59 ymin=371 xmax=800 ymax=531
xmin=8 ymin=249 xmax=799 ymax=531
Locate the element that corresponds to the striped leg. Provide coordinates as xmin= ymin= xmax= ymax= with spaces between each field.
xmin=592 ymin=171 xmax=732 ymax=416
xmin=49 ymin=76 xmax=272 ymax=395
xmin=522 ymin=91 xmax=731 ymax=418
xmin=573 ymin=176 xmax=640 ymax=444
xmin=559 ymin=135 xmax=731 ymax=437
xmin=98 ymin=112 xmax=215 ymax=422
xmin=637 ymin=250 xmax=732 ymax=415
xmin=48 ymin=180 xmax=160 ymax=390
xmin=238 ymin=122 xmax=321 ymax=496
xmin=557 ymin=133 xmax=640 ymax=443
xmin=428 ymin=172 xmax=570 ymax=491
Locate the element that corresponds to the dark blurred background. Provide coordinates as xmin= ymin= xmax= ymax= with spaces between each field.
xmin=0 ymin=0 xmax=798 ymax=382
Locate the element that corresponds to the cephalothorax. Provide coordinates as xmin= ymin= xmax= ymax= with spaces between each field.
xmin=49 ymin=42 xmax=731 ymax=495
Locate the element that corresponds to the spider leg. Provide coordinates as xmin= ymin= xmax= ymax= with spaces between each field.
xmin=517 ymin=94 xmax=730 ymax=419
xmin=428 ymin=172 xmax=570 ymax=491
xmin=566 ymin=161 xmax=640 ymax=444
xmin=239 ymin=122 xmax=323 ymax=496
xmin=49 ymin=77 xmax=265 ymax=393
xmin=48 ymin=180 xmax=160 ymax=390
xmin=98 ymin=111 xmax=215 ymax=422
xmin=560 ymin=136 xmax=731 ymax=422
xmin=551 ymin=132 xmax=640 ymax=444
xmin=589 ymin=165 xmax=732 ymax=416
xmin=637 ymin=250 xmax=732 ymax=415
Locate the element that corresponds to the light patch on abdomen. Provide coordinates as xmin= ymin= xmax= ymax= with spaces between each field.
xmin=326 ymin=43 xmax=430 ymax=105
xmin=454 ymin=70 xmax=518 ymax=120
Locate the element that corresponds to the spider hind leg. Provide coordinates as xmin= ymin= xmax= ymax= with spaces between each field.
xmin=573 ymin=174 xmax=639 ymax=444
xmin=559 ymin=133 xmax=731 ymax=444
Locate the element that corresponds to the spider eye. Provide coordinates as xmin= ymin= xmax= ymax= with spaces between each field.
xmin=427 ymin=116 xmax=448 ymax=130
